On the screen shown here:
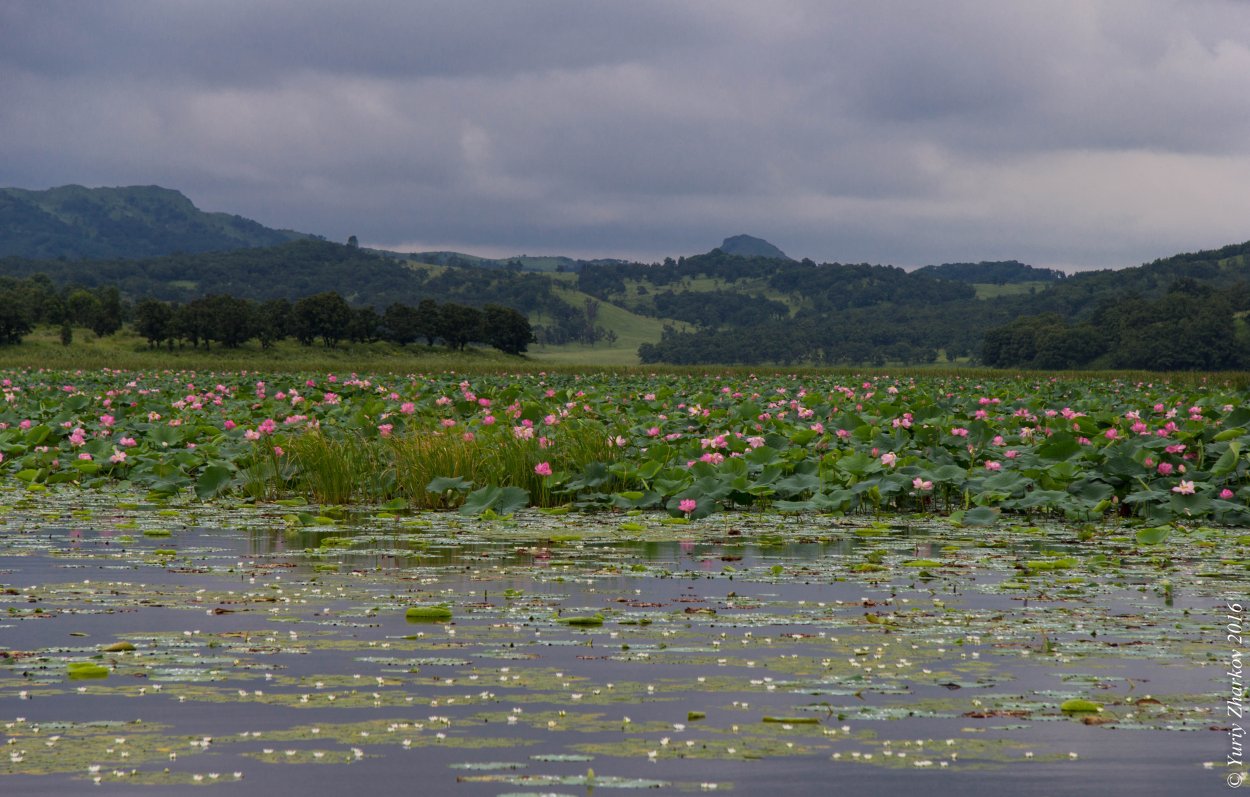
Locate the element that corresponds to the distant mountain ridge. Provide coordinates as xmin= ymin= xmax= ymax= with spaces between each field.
xmin=0 ymin=184 xmax=309 ymax=260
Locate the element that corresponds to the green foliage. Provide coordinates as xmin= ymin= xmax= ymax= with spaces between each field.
xmin=482 ymin=304 xmax=535 ymax=355
xmin=0 ymin=184 xmax=305 ymax=260
xmin=983 ymin=279 xmax=1250 ymax=370
xmin=914 ymin=260 xmax=1065 ymax=284
xmin=0 ymin=282 xmax=36 ymax=344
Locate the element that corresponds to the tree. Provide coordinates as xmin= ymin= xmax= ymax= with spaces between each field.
xmin=292 ymin=291 xmax=352 ymax=347
xmin=382 ymin=302 xmax=421 ymax=345
xmin=255 ymin=298 xmax=291 ymax=349
xmin=134 ymin=298 xmax=174 ymax=348
xmin=416 ymin=298 xmax=441 ymax=346
xmin=66 ymin=289 xmax=101 ymax=330
xmin=436 ymin=302 xmax=482 ymax=350
xmin=347 ymin=306 xmax=381 ymax=343
xmin=204 ymin=294 xmax=255 ymax=348
xmin=482 ymin=304 xmax=534 ymax=355
xmin=174 ymin=298 xmax=214 ymax=350
xmin=0 ymin=285 xmax=35 ymax=344
xmin=91 ymin=286 xmax=124 ymax=337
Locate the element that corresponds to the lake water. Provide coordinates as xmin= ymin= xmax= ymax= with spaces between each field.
xmin=0 ymin=493 xmax=1238 ymax=795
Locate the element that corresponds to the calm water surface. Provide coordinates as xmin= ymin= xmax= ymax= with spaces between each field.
xmin=0 ymin=500 xmax=1239 ymax=795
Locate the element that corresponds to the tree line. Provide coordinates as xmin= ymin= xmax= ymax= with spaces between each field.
xmin=0 ymin=276 xmax=534 ymax=355
xmin=0 ymin=239 xmax=602 ymax=346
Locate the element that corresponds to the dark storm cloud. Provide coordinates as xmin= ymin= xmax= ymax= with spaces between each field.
xmin=2 ymin=0 xmax=1249 ymax=268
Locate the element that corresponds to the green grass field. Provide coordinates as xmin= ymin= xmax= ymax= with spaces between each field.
xmin=528 ymin=286 xmax=690 ymax=365
xmin=971 ymin=281 xmax=1050 ymax=299
xmin=0 ymin=325 xmax=522 ymax=374
xmin=6 ymin=323 xmax=1245 ymax=386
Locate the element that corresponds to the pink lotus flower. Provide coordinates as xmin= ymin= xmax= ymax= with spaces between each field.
xmin=880 ymin=452 xmax=897 ymax=467
xmin=678 ymin=498 xmax=697 ymax=514
xmin=273 ymin=446 xmax=284 ymax=457
xmin=1171 ymin=480 xmax=1195 ymax=495
xmin=1220 ymin=488 xmax=1236 ymax=500
xmin=912 ymin=477 xmax=933 ymax=492
xmin=534 ymin=462 xmax=553 ymax=477
xmin=109 ymin=448 xmax=126 ymax=464
xmin=1104 ymin=428 xmax=1118 ymax=440
xmin=1157 ymin=462 xmax=1173 ymax=476
xmin=377 ymin=423 xmax=393 ymax=437
xmin=984 ymin=460 xmax=1001 ymax=471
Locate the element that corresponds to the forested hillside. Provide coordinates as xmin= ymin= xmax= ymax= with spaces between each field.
xmin=2 ymin=185 xmax=1249 ymax=370
xmin=979 ymin=243 xmax=1250 ymax=370
xmin=0 ymin=185 xmax=307 ymax=259
xmin=0 ymin=239 xmax=620 ymax=347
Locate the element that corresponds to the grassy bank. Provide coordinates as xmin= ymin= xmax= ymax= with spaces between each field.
xmin=2 ymin=324 xmax=1250 ymax=387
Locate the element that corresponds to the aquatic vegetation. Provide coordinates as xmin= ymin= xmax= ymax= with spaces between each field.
xmin=0 ymin=369 xmax=1246 ymax=524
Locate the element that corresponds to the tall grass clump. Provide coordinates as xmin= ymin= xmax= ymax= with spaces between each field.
xmin=284 ymin=430 xmax=397 ymax=504
xmin=238 ymin=441 xmax=297 ymax=501
xmin=392 ymin=418 xmax=621 ymax=508
xmin=236 ymin=418 xmax=622 ymax=509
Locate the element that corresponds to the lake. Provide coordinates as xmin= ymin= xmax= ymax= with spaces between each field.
xmin=0 ymin=491 xmax=1237 ymax=795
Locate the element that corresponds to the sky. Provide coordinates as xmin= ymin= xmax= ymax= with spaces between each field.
xmin=3 ymin=1 xmax=1250 ymax=271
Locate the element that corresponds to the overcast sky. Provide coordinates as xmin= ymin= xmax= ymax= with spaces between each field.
xmin=3 ymin=1 xmax=1250 ymax=270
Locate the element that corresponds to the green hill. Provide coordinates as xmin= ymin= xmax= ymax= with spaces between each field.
xmin=0 ymin=184 xmax=308 ymax=259
xmin=717 ymin=234 xmax=791 ymax=260
xmin=2 ymin=181 xmax=1248 ymax=369
xmin=410 ymin=250 xmax=629 ymax=273
xmin=914 ymin=260 xmax=1065 ymax=284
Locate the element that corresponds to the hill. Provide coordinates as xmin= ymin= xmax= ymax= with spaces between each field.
xmin=914 ymin=260 xmax=1065 ymax=284
xmin=0 ymin=181 xmax=1247 ymax=369
xmin=979 ymin=241 xmax=1250 ymax=370
xmin=410 ymin=250 xmax=628 ymax=272
xmin=717 ymin=234 xmax=791 ymax=260
xmin=0 ymin=238 xmax=661 ymax=353
xmin=0 ymin=185 xmax=308 ymax=260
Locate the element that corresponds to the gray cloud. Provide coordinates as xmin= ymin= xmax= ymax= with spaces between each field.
xmin=3 ymin=0 xmax=1249 ymax=269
